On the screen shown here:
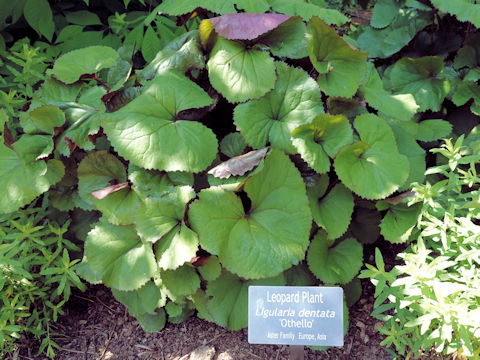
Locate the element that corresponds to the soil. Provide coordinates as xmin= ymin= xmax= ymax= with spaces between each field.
xmin=12 ymin=280 xmax=390 ymax=360
xmin=8 ymin=245 xmax=448 ymax=360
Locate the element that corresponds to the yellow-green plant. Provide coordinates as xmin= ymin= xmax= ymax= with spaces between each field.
xmin=361 ymin=131 xmax=480 ymax=359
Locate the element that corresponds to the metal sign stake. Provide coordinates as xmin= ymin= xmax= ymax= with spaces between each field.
xmin=289 ymin=345 xmax=304 ymax=360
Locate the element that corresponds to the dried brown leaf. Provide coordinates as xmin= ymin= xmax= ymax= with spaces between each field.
xmin=208 ymin=147 xmax=268 ymax=179
xmin=91 ymin=182 xmax=129 ymax=200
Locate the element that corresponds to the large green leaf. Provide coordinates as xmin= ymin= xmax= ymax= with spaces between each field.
xmin=233 ymin=61 xmax=324 ymax=153
xmin=128 ymin=165 xmax=175 ymax=201
xmin=189 ymin=149 xmax=312 ymax=279
xmin=258 ymin=16 xmax=307 ymax=59
xmin=359 ymin=63 xmax=418 ymax=121
xmin=220 ymin=132 xmax=247 ymax=158
xmin=24 ymin=0 xmax=54 ymax=41
xmin=135 ymin=186 xmax=198 ymax=270
xmin=452 ymin=76 xmax=480 ymax=116
xmin=292 ymin=114 xmax=353 ymax=173
xmin=55 ymin=90 xmax=107 ymax=155
xmin=85 ymin=220 xmax=157 ymax=291
xmin=357 ymin=9 xmax=430 ymax=58
xmin=307 ymin=232 xmax=363 ymax=284
xmin=387 ymin=120 xmax=426 ymax=190
xmin=0 ymin=135 xmax=64 ymax=214
xmin=207 ymin=37 xmax=276 ymax=103
xmin=77 ymin=151 xmax=126 ymax=210
xmin=91 ymin=186 xmax=141 ymax=226
xmin=65 ymin=10 xmax=102 ymax=26
xmin=370 ymin=0 xmax=399 ymax=28
xmin=112 ymin=281 xmax=166 ymax=317
xmin=389 ymin=56 xmax=454 ymax=112
xmin=112 ymin=283 xmax=166 ymax=331
xmin=416 ymin=119 xmax=453 ymax=142
xmin=377 ymin=201 xmax=422 ymax=243
xmin=32 ymin=77 xmax=82 ymax=105
xmin=29 ymin=105 xmax=66 ymax=134
xmin=334 ymin=114 xmax=410 ymax=200
xmin=135 ymin=310 xmax=166 ymax=332
xmin=202 ymin=270 xmax=285 ymax=330
xmin=198 ymin=256 xmax=222 ymax=282
xmin=454 ymin=34 xmax=480 ymax=69
xmin=103 ymin=70 xmax=217 ymax=172
xmin=269 ymin=0 xmax=349 ymax=25
xmin=48 ymin=46 xmax=119 ymax=84
xmin=307 ymin=17 xmax=367 ymax=97
xmin=431 ymin=0 xmax=480 ymax=28
xmin=308 ymin=180 xmax=354 ymax=240
xmin=141 ymin=31 xmax=205 ymax=81
xmin=160 ymin=264 xmax=200 ymax=301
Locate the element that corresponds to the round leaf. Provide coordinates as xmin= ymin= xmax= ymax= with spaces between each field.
xmin=234 ymin=61 xmax=324 ymax=153
xmin=0 ymin=136 xmax=64 ymax=214
xmin=378 ymin=202 xmax=422 ymax=244
xmin=334 ymin=114 xmax=410 ymax=200
xmin=86 ymin=221 xmax=157 ymax=291
xmin=24 ymin=0 xmax=54 ymax=41
xmin=141 ymin=31 xmax=205 ymax=81
xmin=292 ymin=114 xmax=353 ymax=174
xmin=359 ymin=63 xmax=418 ymax=121
xmin=92 ymin=186 xmax=141 ymax=226
xmin=307 ymin=17 xmax=367 ymax=97
xmin=77 ymin=151 xmax=126 ymax=210
xmin=308 ymin=183 xmax=354 ymax=240
xmin=204 ymin=270 xmax=285 ymax=330
xmin=189 ymin=149 xmax=312 ymax=279
xmin=207 ymin=37 xmax=276 ymax=103
xmin=259 ymin=16 xmax=307 ymax=59
xmin=103 ymin=70 xmax=217 ymax=172
xmin=129 ymin=165 xmax=174 ymax=200
xmin=135 ymin=186 xmax=198 ymax=270
xmin=307 ymin=232 xmax=363 ymax=284
xmin=220 ymin=132 xmax=247 ymax=158
xmin=198 ymin=256 xmax=222 ymax=282
xmin=136 ymin=310 xmax=166 ymax=332
xmin=29 ymin=105 xmax=65 ymax=134
xmin=160 ymin=264 xmax=200 ymax=300
xmin=390 ymin=56 xmax=453 ymax=112
xmin=48 ymin=46 xmax=119 ymax=84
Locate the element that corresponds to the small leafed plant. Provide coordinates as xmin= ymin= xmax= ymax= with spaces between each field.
xmin=0 ymin=201 xmax=86 ymax=358
xmin=360 ymin=132 xmax=480 ymax=359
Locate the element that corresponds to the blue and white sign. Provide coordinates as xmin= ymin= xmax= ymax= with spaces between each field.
xmin=248 ymin=286 xmax=344 ymax=346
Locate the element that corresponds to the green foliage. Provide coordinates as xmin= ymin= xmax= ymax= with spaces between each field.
xmin=207 ymin=37 xmax=277 ymax=103
xmin=233 ymin=61 xmax=324 ymax=152
xmin=0 ymin=203 xmax=85 ymax=358
xmin=1 ymin=0 xmax=480 ymax=356
xmin=307 ymin=17 xmax=367 ymax=97
xmin=361 ymin=134 xmax=480 ymax=359
xmin=103 ymin=70 xmax=217 ymax=172
xmin=190 ymin=149 xmax=312 ymax=279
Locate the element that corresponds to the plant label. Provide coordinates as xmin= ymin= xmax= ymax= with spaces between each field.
xmin=248 ymin=286 xmax=344 ymax=346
